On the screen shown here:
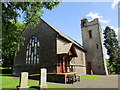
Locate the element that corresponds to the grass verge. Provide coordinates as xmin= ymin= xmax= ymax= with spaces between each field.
xmin=79 ymin=75 xmax=102 ymax=79
xmin=0 ymin=74 xmax=72 ymax=89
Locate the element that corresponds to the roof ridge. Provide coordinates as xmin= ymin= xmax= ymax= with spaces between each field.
xmin=41 ymin=18 xmax=85 ymax=51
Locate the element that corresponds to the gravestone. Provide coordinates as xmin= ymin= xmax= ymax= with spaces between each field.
xmin=18 ymin=72 xmax=29 ymax=90
xmin=40 ymin=68 xmax=47 ymax=89
xmin=91 ymin=70 xmax=93 ymax=75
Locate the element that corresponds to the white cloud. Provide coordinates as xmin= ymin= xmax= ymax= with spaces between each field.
xmin=86 ymin=12 xmax=102 ymax=19
xmin=99 ymin=19 xmax=110 ymax=24
xmin=114 ymin=27 xmax=119 ymax=36
xmin=86 ymin=12 xmax=110 ymax=24
xmin=114 ymin=27 xmax=120 ymax=45
xmin=111 ymin=0 xmax=120 ymax=8
xmin=109 ymin=26 xmax=115 ymax=29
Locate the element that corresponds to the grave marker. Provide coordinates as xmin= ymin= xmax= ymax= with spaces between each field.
xmin=40 ymin=68 xmax=47 ymax=89
xmin=18 ymin=72 xmax=29 ymax=90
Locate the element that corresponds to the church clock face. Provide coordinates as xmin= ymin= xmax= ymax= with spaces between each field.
xmin=26 ymin=36 xmax=40 ymax=64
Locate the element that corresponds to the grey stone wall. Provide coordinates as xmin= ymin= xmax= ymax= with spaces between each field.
xmin=73 ymin=46 xmax=86 ymax=75
xmin=81 ymin=18 xmax=108 ymax=75
xmin=13 ymin=19 xmax=57 ymax=76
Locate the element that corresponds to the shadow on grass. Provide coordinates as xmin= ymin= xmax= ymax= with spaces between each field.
xmin=0 ymin=69 xmax=12 ymax=74
xmin=0 ymin=73 xmax=19 ymax=78
xmin=1 ymin=88 xmax=17 ymax=90
xmin=0 ymin=68 xmax=18 ymax=78
xmin=0 ymin=74 xmax=12 ymax=76
xmin=29 ymin=86 xmax=40 ymax=90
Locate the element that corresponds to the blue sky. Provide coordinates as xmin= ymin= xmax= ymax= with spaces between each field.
xmin=42 ymin=2 xmax=118 ymax=43
xmin=18 ymin=1 xmax=119 ymax=58
xmin=41 ymin=2 xmax=118 ymax=58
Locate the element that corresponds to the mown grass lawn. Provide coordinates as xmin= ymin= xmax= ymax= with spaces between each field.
xmin=79 ymin=75 xmax=102 ymax=79
xmin=1 ymin=74 xmax=102 ymax=89
xmin=0 ymin=74 xmax=73 ymax=90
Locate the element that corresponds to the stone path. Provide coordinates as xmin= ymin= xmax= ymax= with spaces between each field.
xmin=47 ymin=75 xmax=119 ymax=88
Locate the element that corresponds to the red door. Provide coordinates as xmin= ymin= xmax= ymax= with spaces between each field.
xmin=59 ymin=55 xmax=68 ymax=73
xmin=64 ymin=57 xmax=67 ymax=72
xmin=60 ymin=59 xmax=63 ymax=73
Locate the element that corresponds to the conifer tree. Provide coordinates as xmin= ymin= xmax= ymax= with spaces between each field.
xmin=104 ymin=26 xmax=120 ymax=74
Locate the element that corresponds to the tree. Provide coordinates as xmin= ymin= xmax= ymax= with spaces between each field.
xmin=2 ymin=1 xmax=60 ymax=69
xmin=104 ymin=26 xmax=120 ymax=74
xmin=2 ymin=21 xmax=25 ymax=68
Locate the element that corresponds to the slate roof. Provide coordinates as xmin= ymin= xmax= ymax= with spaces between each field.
xmin=41 ymin=18 xmax=86 ymax=52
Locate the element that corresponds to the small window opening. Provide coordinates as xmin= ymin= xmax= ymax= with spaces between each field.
xmin=89 ymin=30 xmax=92 ymax=38
xmin=83 ymin=22 xmax=87 ymax=27
xmin=96 ymin=44 xmax=99 ymax=49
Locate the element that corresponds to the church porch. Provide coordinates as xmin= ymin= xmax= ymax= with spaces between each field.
xmin=56 ymin=43 xmax=78 ymax=74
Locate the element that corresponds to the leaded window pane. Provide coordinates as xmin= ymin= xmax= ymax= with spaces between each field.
xmin=31 ymin=52 xmax=33 ymax=63
xmin=37 ymin=42 xmax=40 ymax=47
xmin=28 ymin=57 xmax=31 ymax=64
xmin=27 ymin=45 xmax=29 ymax=49
xmin=32 ymin=41 xmax=34 ymax=47
xmin=32 ymin=36 xmax=35 ymax=39
xmin=37 ymin=57 xmax=39 ymax=63
xmin=30 ymin=38 xmax=32 ymax=44
xmin=34 ymin=56 xmax=36 ymax=64
xmin=26 ymin=50 xmax=28 ymax=56
xmin=34 ymin=47 xmax=36 ymax=55
xmin=29 ymin=45 xmax=31 ymax=55
xmin=35 ymin=37 xmax=37 ymax=42
xmin=26 ymin=35 xmax=40 ymax=64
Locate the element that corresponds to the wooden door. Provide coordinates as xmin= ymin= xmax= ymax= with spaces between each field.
xmin=87 ymin=62 xmax=92 ymax=74
xmin=60 ymin=59 xmax=63 ymax=73
xmin=59 ymin=55 xmax=68 ymax=73
xmin=64 ymin=57 xmax=67 ymax=72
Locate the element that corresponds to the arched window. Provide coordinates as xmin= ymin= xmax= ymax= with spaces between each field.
xmin=26 ymin=36 xmax=40 ymax=64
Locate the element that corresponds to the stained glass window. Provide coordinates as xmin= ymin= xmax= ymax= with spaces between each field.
xmin=26 ymin=36 xmax=39 ymax=64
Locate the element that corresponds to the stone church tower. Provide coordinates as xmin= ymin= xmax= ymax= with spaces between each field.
xmin=81 ymin=18 xmax=108 ymax=75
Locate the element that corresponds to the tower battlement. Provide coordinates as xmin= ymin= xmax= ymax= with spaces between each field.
xmin=81 ymin=18 xmax=100 ymax=28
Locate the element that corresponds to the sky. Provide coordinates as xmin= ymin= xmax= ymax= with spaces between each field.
xmin=41 ymin=1 xmax=119 ymax=58
xmin=17 ymin=0 xmax=119 ymax=58
xmin=42 ymin=2 xmax=118 ymax=43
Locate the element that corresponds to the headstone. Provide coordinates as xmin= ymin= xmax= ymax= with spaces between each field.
xmin=40 ymin=68 xmax=47 ymax=89
xmin=91 ymin=70 xmax=93 ymax=75
xmin=18 ymin=72 xmax=29 ymax=90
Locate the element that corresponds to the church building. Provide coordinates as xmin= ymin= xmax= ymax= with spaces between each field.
xmin=13 ymin=18 xmax=108 ymax=76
